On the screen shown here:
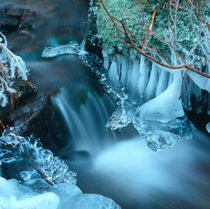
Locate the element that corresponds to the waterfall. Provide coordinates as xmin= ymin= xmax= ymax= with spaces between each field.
xmin=52 ymin=87 xmax=117 ymax=155
xmin=41 ymin=41 xmax=209 ymax=151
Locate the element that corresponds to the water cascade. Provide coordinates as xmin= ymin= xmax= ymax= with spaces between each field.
xmin=52 ymin=87 xmax=117 ymax=155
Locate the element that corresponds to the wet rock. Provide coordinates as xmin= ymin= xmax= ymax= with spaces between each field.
xmin=85 ymin=2 xmax=103 ymax=58
xmin=0 ymin=13 xmax=20 ymax=33
xmin=182 ymin=75 xmax=210 ymax=136
xmin=0 ymin=80 xmax=37 ymax=135
xmin=13 ymin=80 xmax=37 ymax=106
xmin=0 ymin=8 xmax=36 ymax=34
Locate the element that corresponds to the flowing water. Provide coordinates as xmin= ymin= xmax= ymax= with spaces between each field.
xmin=52 ymin=84 xmax=210 ymax=209
xmin=1 ymin=0 xmax=210 ymax=209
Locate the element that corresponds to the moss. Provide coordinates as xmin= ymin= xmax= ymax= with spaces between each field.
xmin=96 ymin=0 xmax=209 ymax=59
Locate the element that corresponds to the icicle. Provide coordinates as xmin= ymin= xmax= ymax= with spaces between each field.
xmin=187 ymin=71 xmax=210 ymax=92
xmin=126 ymin=59 xmax=139 ymax=100
xmin=137 ymin=56 xmax=149 ymax=97
xmin=136 ymin=71 xmax=184 ymax=123
xmin=120 ymin=56 xmax=128 ymax=86
xmin=108 ymin=58 xmax=120 ymax=87
xmin=144 ymin=63 xmax=158 ymax=100
xmin=102 ymin=50 xmax=110 ymax=70
xmin=156 ymin=67 xmax=169 ymax=96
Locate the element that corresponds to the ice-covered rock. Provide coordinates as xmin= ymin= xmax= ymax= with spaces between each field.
xmin=0 ymin=177 xmax=121 ymax=209
xmin=0 ymin=133 xmax=77 ymax=189
xmin=0 ymin=133 xmax=121 ymax=209
xmin=42 ymin=41 xmax=87 ymax=58
xmin=62 ymin=193 xmax=121 ymax=209
xmin=0 ymin=32 xmax=29 ymax=106
xmin=0 ymin=177 xmax=59 ymax=209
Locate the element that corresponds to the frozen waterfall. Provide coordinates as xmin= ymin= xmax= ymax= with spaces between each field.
xmin=41 ymin=41 xmax=209 ymax=151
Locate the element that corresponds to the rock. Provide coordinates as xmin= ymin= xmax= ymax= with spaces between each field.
xmin=182 ymin=75 xmax=210 ymax=136
xmin=0 ymin=8 xmax=36 ymax=34
xmin=0 ymin=13 xmax=20 ymax=33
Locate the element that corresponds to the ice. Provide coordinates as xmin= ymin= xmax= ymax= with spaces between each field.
xmin=63 ymin=194 xmax=121 ymax=209
xmin=127 ymin=59 xmax=139 ymax=99
xmin=108 ymin=59 xmax=120 ymax=87
xmin=120 ymin=56 xmax=128 ymax=86
xmin=187 ymin=70 xmax=210 ymax=92
xmin=206 ymin=122 xmax=210 ymax=133
xmin=137 ymin=72 xmax=184 ymax=123
xmin=0 ymin=133 xmax=77 ymax=189
xmin=0 ymin=176 xmax=121 ymax=209
xmin=144 ymin=63 xmax=158 ymax=100
xmin=155 ymin=68 xmax=168 ymax=96
xmin=42 ymin=41 xmax=87 ymax=58
xmin=0 ymin=133 xmax=121 ymax=209
xmin=132 ymin=117 xmax=192 ymax=151
xmin=0 ymin=177 xmax=59 ymax=209
xmin=102 ymin=50 xmax=110 ymax=70
xmin=41 ymin=41 xmax=194 ymax=151
xmin=0 ymin=32 xmax=29 ymax=106
xmin=106 ymin=107 xmax=132 ymax=130
xmin=137 ymin=56 xmax=149 ymax=96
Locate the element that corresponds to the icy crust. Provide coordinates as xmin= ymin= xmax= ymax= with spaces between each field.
xmin=0 ymin=133 xmax=121 ymax=209
xmin=0 ymin=33 xmax=29 ymax=106
xmin=42 ymin=41 xmax=88 ymax=58
xmin=0 ymin=177 xmax=121 ymax=209
xmin=0 ymin=177 xmax=59 ymax=209
xmin=0 ymin=133 xmax=77 ymax=189
xmin=41 ymin=42 xmax=194 ymax=151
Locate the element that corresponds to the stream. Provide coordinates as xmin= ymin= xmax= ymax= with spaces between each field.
xmin=1 ymin=0 xmax=210 ymax=209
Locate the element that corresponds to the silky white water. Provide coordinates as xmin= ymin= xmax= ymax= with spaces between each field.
xmin=76 ymin=132 xmax=210 ymax=209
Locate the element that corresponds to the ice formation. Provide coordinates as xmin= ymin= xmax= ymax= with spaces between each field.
xmin=0 ymin=32 xmax=29 ymax=106
xmin=0 ymin=177 xmax=59 ymax=209
xmin=42 ymin=41 xmax=87 ymax=58
xmin=41 ymin=0 xmax=209 ymax=150
xmin=0 ymin=133 xmax=121 ymax=209
xmin=94 ymin=0 xmax=209 ymax=149
xmin=206 ymin=122 xmax=210 ymax=133
xmin=41 ymin=41 xmax=197 ymax=151
xmin=0 ymin=133 xmax=77 ymax=188
xmin=0 ymin=176 xmax=121 ymax=209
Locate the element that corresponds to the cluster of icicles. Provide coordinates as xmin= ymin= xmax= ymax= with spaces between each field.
xmin=42 ymin=42 xmax=197 ymax=151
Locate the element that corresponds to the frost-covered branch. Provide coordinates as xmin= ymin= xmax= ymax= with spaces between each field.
xmin=0 ymin=32 xmax=29 ymax=107
xmin=98 ymin=0 xmax=210 ymax=78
